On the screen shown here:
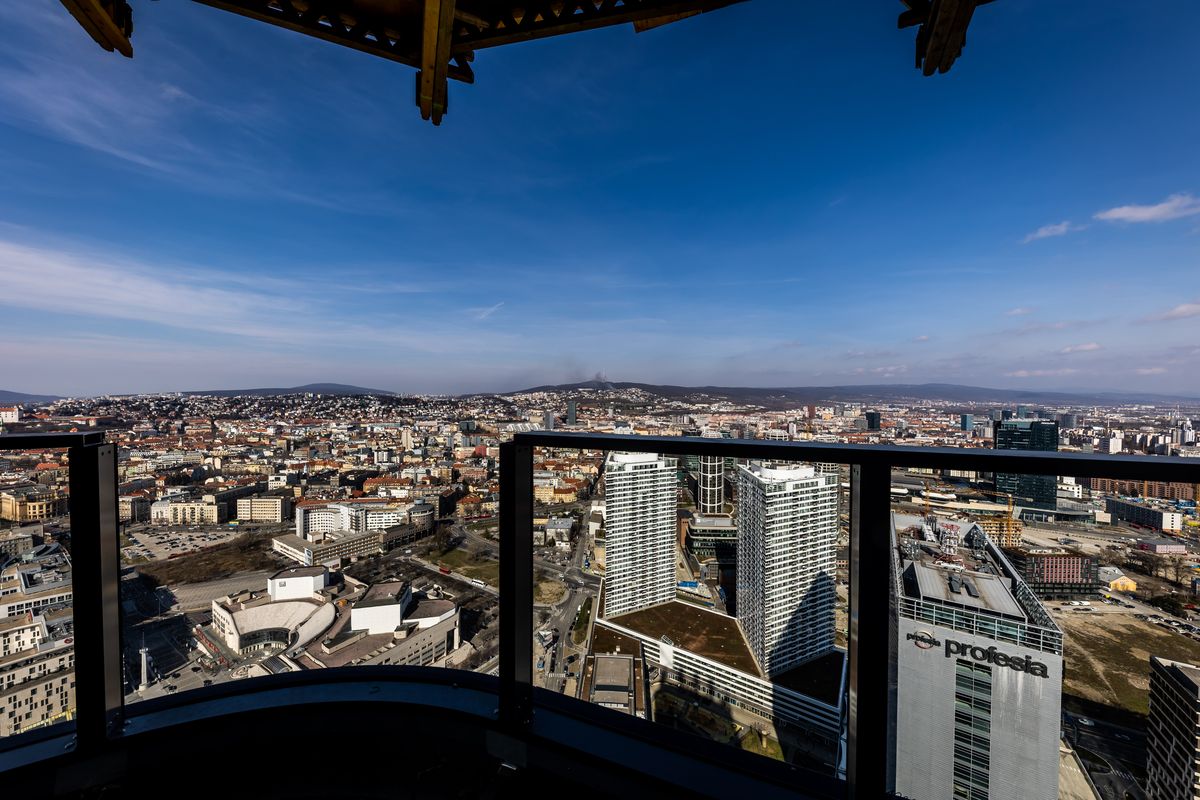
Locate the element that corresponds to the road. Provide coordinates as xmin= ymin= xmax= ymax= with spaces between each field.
xmin=1065 ymin=712 xmax=1147 ymax=800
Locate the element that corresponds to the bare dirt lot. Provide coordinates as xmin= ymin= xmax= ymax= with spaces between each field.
xmin=1060 ymin=611 xmax=1200 ymax=715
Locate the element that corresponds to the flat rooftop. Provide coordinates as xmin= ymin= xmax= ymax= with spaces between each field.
xmin=608 ymin=601 xmax=760 ymax=677
xmin=772 ymin=651 xmax=845 ymax=708
xmin=908 ymin=561 xmax=1025 ymax=620
xmin=271 ymin=565 xmax=327 ymax=580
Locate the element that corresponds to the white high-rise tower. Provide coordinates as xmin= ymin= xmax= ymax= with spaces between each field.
xmin=698 ymin=428 xmax=724 ymax=515
xmin=603 ymin=452 xmax=677 ymax=618
xmin=736 ymin=462 xmax=838 ymax=677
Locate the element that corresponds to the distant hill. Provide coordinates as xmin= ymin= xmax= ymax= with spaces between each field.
xmin=509 ymin=381 xmax=1200 ymax=407
xmin=183 ymin=383 xmax=395 ymax=398
xmin=0 ymin=390 xmax=61 ymax=405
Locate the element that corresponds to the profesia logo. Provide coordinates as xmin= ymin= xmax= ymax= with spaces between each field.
xmin=944 ymin=640 xmax=1050 ymax=678
xmin=906 ymin=631 xmax=940 ymax=650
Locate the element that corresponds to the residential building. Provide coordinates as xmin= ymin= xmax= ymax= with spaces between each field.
xmin=602 ymin=453 xmax=676 ymax=618
xmin=0 ymin=610 xmax=74 ymax=737
xmin=736 ymin=462 xmax=838 ymax=677
xmin=149 ymin=499 xmax=225 ymax=525
xmin=0 ymin=407 xmax=20 ymax=424
xmin=1003 ymin=548 xmax=1099 ymax=599
xmin=1090 ymin=479 xmax=1197 ymax=502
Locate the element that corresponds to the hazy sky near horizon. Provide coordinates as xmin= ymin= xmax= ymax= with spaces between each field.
xmin=1 ymin=1 xmax=1199 ymax=397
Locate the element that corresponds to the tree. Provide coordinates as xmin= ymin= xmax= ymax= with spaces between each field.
xmin=1170 ymin=556 xmax=1191 ymax=588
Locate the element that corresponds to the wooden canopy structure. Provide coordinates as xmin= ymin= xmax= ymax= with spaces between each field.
xmin=60 ymin=0 xmax=998 ymax=125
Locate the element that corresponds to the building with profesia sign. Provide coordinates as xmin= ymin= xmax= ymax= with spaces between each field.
xmin=889 ymin=513 xmax=1063 ymax=800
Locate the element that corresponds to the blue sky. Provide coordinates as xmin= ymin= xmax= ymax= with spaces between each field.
xmin=1 ymin=1 xmax=1198 ymax=397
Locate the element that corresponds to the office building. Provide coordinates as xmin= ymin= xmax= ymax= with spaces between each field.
xmin=890 ymin=514 xmax=1063 ymax=800
xmin=1017 ymin=405 xmax=1031 ymax=418
xmin=960 ymin=414 xmax=973 ymax=432
xmin=603 ymin=453 xmax=677 ymax=618
xmin=698 ymin=429 xmax=724 ymax=514
xmin=1147 ymin=657 xmax=1200 ymax=800
xmin=0 ymin=487 xmax=67 ymax=523
xmin=737 ymin=462 xmax=838 ymax=677
xmin=994 ymin=420 xmax=1059 ymax=509
xmin=236 ymin=495 xmax=294 ymax=524
xmin=685 ymin=513 xmax=737 ymax=564
xmin=866 ymin=411 xmax=882 ymax=431
xmin=1058 ymin=413 xmax=1079 ymax=429
xmin=1105 ymin=498 xmax=1184 ymax=532
xmin=567 ymin=400 xmax=577 ymax=426
xmin=0 ymin=407 xmax=20 ymax=424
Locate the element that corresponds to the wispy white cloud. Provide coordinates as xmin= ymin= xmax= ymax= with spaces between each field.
xmin=1060 ymin=342 xmax=1102 ymax=354
xmin=1021 ymin=221 xmax=1083 ymax=243
xmin=1095 ymin=193 xmax=1200 ymax=223
xmin=1144 ymin=300 xmax=1200 ymax=322
xmin=1005 ymin=307 xmax=1033 ymax=316
xmin=1005 ymin=368 xmax=1079 ymax=378
xmin=473 ymin=302 xmax=505 ymax=321
xmin=913 ymin=335 xmax=931 ymax=342
xmin=1136 ymin=367 xmax=1168 ymax=375
xmin=856 ymin=365 xmax=909 ymax=377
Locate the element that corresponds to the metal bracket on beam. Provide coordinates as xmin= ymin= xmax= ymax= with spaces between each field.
xmin=418 ymin=0 xmax=457 ymax=125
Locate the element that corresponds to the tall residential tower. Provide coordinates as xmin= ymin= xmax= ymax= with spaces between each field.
xmin=736 ymin=462 xmax=838 ymax=677
xmin=603 ymin=452 xmax=677 ymax=618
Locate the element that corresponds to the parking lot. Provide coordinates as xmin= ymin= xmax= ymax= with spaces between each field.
xmin=122 ymin=522 xmax=256 ymax=562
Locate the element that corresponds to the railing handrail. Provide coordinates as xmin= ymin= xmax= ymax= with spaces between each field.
xmin=512 ymin=430 xmax=1200 ymax=482
xmin=0 ymin=432 xmax=106 ymax=451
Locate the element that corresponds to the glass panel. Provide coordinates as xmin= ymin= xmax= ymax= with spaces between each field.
xmin=118 ymin=417 xmax=489 ymax=706
xmin=0 ymin=445 xmax=75 ymax=740
xmin=891 ymin=426 xmax=1200 ymax=800
xmin=539 ymin=431 xmax=846 ymax=778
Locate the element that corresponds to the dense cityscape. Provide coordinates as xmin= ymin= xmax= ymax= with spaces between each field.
xmin=2 ymin=384 xmax=1199 ymax=797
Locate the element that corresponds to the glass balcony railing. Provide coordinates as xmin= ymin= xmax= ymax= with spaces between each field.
xmin=0 ymin=429 xmax=1197 ymax=800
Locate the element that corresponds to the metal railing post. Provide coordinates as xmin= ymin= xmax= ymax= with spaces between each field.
xmin=848 ymin=463 xmax=892 ymax=799
xmin=498 ymin=441 xmax=534 ymax=728
xmin=69 ymin=442 xmax=123 ymax=752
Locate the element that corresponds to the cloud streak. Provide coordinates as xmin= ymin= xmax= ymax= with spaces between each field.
xmin=1060 ymin=342 xmax=1102 ymax=354
xmin=1022 ymin=221 xmax=1083 ymax=243
xmin=1095 ymin=193 xmax=1200 ymax=223
xmin=473 ymin=302 xmax=505 ymax=320
xmin=1005 ymin=368 xmax=1079 ymax=378
xmin=1144 ymin=300 xmax=1200 ymax=322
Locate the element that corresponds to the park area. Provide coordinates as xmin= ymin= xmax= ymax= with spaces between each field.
xmin=433 ymin=547 xmax=500 ymax=586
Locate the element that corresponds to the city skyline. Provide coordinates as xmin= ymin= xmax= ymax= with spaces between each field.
xmin=2 ymin=2 xmax=1200 ymax=396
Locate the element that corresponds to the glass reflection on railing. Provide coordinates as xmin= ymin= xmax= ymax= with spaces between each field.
xmin=530 ymin=445 xmax=847 ymax=773
xmin=116 ymin=423 xmax=498 ymax=706
xmin=0 ymin=448 xmax=75 ymax=739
